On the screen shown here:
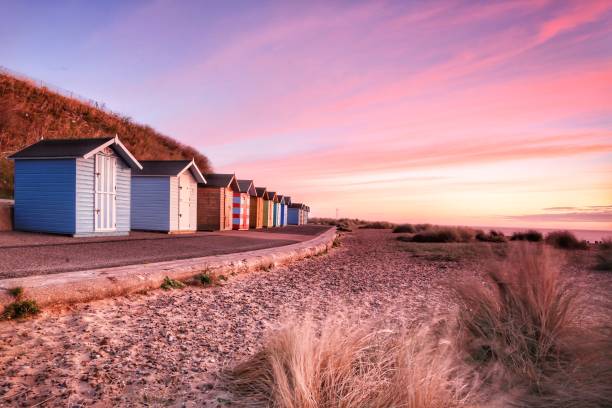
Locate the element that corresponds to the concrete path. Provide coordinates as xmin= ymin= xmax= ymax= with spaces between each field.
xmin=0 ymin=226 xmax=335 ymax=308
xmin=0 ymin=226 xmax=329 ymax=279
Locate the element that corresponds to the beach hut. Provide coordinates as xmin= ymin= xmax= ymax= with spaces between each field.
xmin=8 ymin=136 xmax=142 ymax=236
xmin=288 ymin=202 xmax=303 ymax=225
xmin=263 ymin=191 xmax=276 ymax=228
xmin=250 ymin=187 xmax=267 ymax=229
xmin=131 ymin=160 xmax=205 ymax=233
xmin=279 ymin=195 xmax=290 ymax=226
xmin=268 ymin=191 xmax=282 ymax=227
xmin=303 ymin=205 xmax=310 ymax=224
xmin=197 ymin=173 xmax=239 ymax=231
xmin=234 ymin=179 xmax=256 ymax=230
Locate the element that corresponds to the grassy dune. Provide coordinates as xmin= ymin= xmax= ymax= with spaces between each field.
xmin=0 ymin=71 xmax=212 ymax=197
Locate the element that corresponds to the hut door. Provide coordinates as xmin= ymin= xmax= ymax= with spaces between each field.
xmin=178 ymin=176 xmax=191 ymax=230
xmin=94 ymin=153 xmax=117 ymax=231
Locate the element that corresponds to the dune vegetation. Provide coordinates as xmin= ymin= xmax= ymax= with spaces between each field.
xmin=0 ymin=71 xmax=212 ymax=198
xmin=225 ymin=245 xmax=612 ymax=407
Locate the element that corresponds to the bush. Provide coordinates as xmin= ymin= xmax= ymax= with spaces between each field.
xmin=545 ymin=230 xmax=588 ymax=250
xmin=392 ymin=224 xmax=415 ymax=233
xmin=1 ymin=299 xmax=40 ymax=320
xmin=510 ymin=230 xmax=543 ymax=242
xmin=475 ymin=229 xmax=507 ymax=243
xmin=359 ymin=221 xmax=395 ymax=229
xmin=8 ymin=287 xmax=24 ymax=298
xmin=160 ymin=276 xmax=185 ymax=290
xmin=411 ymin=227 xmax=475 ymax=243
xmin=598 ymin=238 xmax=612 ymax=250
xmin=595 ymin=251 xmax=612 ymax=271
xmin=197 ymin=273 xmax=212 ymax=285
xmin=224 ymin=318 xmax=463 ymax=408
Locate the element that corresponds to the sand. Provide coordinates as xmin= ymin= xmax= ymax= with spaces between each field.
xmin=0 ymin=229 xmax=609 ymax=407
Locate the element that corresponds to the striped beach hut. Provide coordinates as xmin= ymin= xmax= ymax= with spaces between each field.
xmin=278 ymin=195 xmax=289 ymax=226
xmin=197 ymin=173 xmax=239 ymax=231
xmin=263 ymin=191 xmax=276 ymax=228
xmin=250 ymin=187 xmax=267 ymax=229
xmin=131 ymin=160 xmax=206 ymax=233
xmin=288 ymin=202 xmax=303 ymax=225
xmin=8 ymin=136 xmax=142 ymax=236
xmin=233 ymin=179 xmax=256 ymax=230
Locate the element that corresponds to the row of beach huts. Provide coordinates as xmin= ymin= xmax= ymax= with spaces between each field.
xmin=7 ymin=136 xmax=310 ymax=237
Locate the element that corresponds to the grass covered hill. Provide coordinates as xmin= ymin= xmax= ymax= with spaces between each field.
xmin=0 ymin=71 xmax=212 ymax=198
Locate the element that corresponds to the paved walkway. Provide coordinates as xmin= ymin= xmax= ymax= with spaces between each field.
xmin=0 ymin=226 xmax=329 ymax=279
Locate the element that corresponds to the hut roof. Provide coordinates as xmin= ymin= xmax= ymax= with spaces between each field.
xmin=284 ymin=196 xmax=292 ymax=206
xmin=237 ymin=179 xmax=257 ymax=196
xmin=255 ymin=187 xmax=268 ymax=199
xmin=135 ymin=159 xmax=206 ymax=183
xmin=9 ymin=136 xmax=142 ymax=169
xmin=267 ymin=191 xmax=278 ymax=202
xmin=277 ymin=195 xmax=286 ymax=204
xmin=289 ymin=202 xmax=303 ymax=209
xmin=202 ymin=173 xmax=239 ymax=190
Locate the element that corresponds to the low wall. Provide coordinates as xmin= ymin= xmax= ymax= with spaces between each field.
xmin=0 ymin=227 xmax=336 ymax=308
xmin=0 ymin=200 xmax=13 ymax=232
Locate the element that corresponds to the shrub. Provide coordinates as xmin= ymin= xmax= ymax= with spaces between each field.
xmin=545 ymin=230 xmax=588 ymax=250
xmin=475 ymin=229 xmax=507 ymax=243
xmin=414 ymin=223 xmax=433 ymax=232
xmin=595 ymin=251 xmax=612 ymax=271
xmin=336 ymin=224 xmax=352 ymax=232
xmin=160 ymin=276 xmax=185 ymax=290
xmin=393 ymin=224 xmax=415 ymax=233
xmin=8 ymin=287 xmax=24 ymax=298
xmin=197 ymin=273 xmax=212 ymax=285
xmin=510 ymin=230 xmax=543 ymax=242
xmin=1 ymin=299 xmax=40 ymax=320
xmin=411 ymin=227 xmax=475 ymax=243
xmin=598 ymin=238 xmax=612 ymax=250
xmin=224 ymin=317 xmax=464 ymax=408
xmin=359 ymin=221 xmax=395 ymax=229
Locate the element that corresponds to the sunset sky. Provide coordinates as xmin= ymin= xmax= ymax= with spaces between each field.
xmin=2 ymin=0 xmax=611 ymax=230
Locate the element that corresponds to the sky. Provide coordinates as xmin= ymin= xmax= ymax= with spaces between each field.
xmin=2 ymin=0 xmax=611 ymax=231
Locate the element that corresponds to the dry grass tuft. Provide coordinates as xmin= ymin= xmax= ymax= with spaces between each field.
xmin=411 ymin=226 xmax=476 ymax=243
xmin=510 ymin=230 xmax=543 ymax=242
xmin=225 ymin=317 xmax=468 ymax=408
xmin=452 ymin=244 xmax=612 ymax=406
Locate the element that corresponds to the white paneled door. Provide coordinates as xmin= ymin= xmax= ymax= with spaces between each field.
xmin=94 ymin=153 xmax=117 ymax=231
xmin=178 ymin=175 xmax=192 ymax=230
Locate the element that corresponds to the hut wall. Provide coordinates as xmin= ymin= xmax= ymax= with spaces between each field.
xmin=131 ymin=176 xmax=170 ymax=231
xmin=232 ymin=192 xmax=250 ymax=230
xmin=249 ymin=196 xmax=263 ymax=229
xmin=13 ymin=159 xmax=76 ymax=235
xmin=288 ymin=207 xmax=300 ymax=225
xmin=197 ymin=187 xmax=223 ymax=230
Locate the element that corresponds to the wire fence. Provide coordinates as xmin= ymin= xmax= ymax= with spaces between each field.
xmin=0 ymin=65 xmax=116 ymax=115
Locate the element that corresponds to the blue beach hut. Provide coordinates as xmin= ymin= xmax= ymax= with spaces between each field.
xmin=9 ymin=136 xmax=142 ymax=236
xmin=288 ymin=202 xmax=302 ymax=225
xmin=131 ymin=160 xmax=206 ymax=233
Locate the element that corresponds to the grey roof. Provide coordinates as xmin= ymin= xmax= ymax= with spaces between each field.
xmin=137 ymin=160 xmax=192 ymax=176
xmin=284 ymin=196 xmax=292 ymax=205
xmin=255 ymin=187 xmax=268 ymax=198
xmin=267 ymin=191 xmax=278 ymax=201
xmin=9 ymin=136 xmax=142 ymax=170
xmin=277 ymin=195 xmax=286 ymax=204
xmin=10 ymin=137 xmax=114 ymax=159
xmin=289 ymin=202 xmax=303 ymax=208
xmin=135 ymin=160 xmax=206 ymax=183
xmin=237 ymin=179 xmax=256 ymax=196
xmin=202 ymin=173 xmax=236 ymax=188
